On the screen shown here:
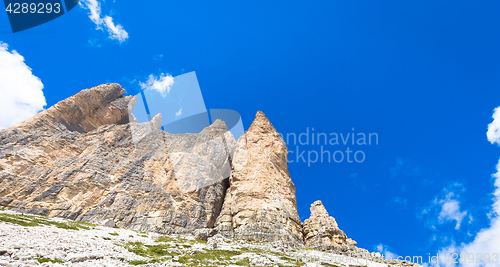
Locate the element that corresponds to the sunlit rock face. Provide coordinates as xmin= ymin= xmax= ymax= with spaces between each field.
xmin=303 ymin=200 xmax=358 ymax=252
xmin=215 ymin=111 xmax=304 ymax=247
xmin=0 ymin=83 xmax=234 ymax=234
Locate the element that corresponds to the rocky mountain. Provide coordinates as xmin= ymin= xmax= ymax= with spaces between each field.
xmin=0 ymin=83 xmax=415 ymax=265
xmin=0 ymin=84 xmax=230 ymax=235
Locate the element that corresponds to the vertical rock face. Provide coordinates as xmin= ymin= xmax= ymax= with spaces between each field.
xmin=303 ymin=200 xmax=357 ymax=252
xmin=0 ymin=84 xmax=234 ymax=234
xmin=215 ymin=111 xmax=304 ymax=247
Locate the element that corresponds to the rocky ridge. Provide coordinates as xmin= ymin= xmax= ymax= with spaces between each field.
xmin=0 ymin=83 xmax=419 ymax=266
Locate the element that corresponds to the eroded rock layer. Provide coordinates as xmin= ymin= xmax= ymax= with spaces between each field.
xmin=0 ymin=84 xmax=234 ymax=234
xmin=215 ymin=111 xmax=304 ymax=247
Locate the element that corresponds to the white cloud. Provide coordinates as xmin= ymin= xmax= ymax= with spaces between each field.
xmin=0 ymin=42 xmax=46 ymax=130
xmin=454 ymin=160 xmax=500 ymax=267
xmin=431 ymin=108 xmax=500 ymax=267
xmin=175 ymin=108 xmax=182 ymax=116
xmin=437 ymin=192 xmax=468 ymax=230
xmin=487 ymin=107 xmax=500 ymax=145
xmin=79 ymin=0 xmax=128 ymax=43
xmin=139 ymin=73 xmax=174 ymax=97
xmin=376 ymin=244 xmax=399 ymax=260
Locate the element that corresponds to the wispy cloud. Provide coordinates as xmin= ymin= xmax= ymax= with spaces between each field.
xmin=437 ymin=192 xmax=468 ymax=230
xmin=139 ymin=73 xmax=174 ymax=97
xmin=392 ymin=196 xmax=408 ymax=208
xmin=154 ymin=54 xmax=164 ymax=61
xmin=79 ymin=0 xmax=129 ymax=43
xmin=390 ymin=157 xmax=421 ymax=178
xmin=421 ymin=183 xmax=469 ymax=230
xmin=0 ymin=42 xmax=46 ymax=129
xmin=175 ymin=108 xmax=182 ymax=116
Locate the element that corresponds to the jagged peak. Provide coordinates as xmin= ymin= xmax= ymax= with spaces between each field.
xmin=310 ymin=200 xmax=330 ymax=217
xmin=246 ymin=111 xmax=283 ymax=142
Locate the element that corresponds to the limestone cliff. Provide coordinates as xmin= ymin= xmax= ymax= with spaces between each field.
xmin=0 ymin=84 xmax=233 ymax=234
xmin=215 ymin=111 xmax=304 ymax=247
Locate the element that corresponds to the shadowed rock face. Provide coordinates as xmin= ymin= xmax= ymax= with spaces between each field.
xmin=0 ymin=84 xmax=233 ymax=234
xmin=215 ymin=111 xmax=304 ymax=247
xmin=303 ymin=200 xmax=357 ymax=252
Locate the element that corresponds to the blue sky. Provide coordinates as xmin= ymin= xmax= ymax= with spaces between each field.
xmin=1 ymin=1 xmax=500 ymax=265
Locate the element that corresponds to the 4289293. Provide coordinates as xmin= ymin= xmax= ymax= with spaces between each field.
xmin=5 ymin=2 xmax=61 ymax=14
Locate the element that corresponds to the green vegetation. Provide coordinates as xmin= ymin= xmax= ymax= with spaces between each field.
xmin=154 ymin=235 xmax=175 ymax=242
xmin=129 ymin=235 xmax=134 ymax=238
xmin=34 ymin=258 xmax=65 ymax=264
xmin=154 ymin=235 xmax=188 ymax=243
xmin=122 ymin=241 xmax=176 ymax=258
xmin=128 ymin=259 xmax=162 ymax=265
xmin=0 ymin=213 xmax=95 ymax=230
xmin=102 ymin=237 xmax=111 ymax=240
xmin=109 ymin=232 xmax=119 ymax=236
xmin=177 ymin=249 xmax=242 ymax=265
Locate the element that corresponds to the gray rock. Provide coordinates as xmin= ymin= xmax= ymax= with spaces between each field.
xmin=193 ymin=228 xmax=216 ymax=241
xmin=102 ymin=219 xmax=116 ymax=228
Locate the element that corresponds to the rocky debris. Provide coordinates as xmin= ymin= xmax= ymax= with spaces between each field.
xmin=0 ymin=83 xmax=234 ymax=235
xmin=303 ymin=200 xmax=359 ymax=254
xmin=206 ymin=233 xmax=226 ymax=249
xmin=215 ymin=111 xmax=304 ymax=247
xmin=0 ymin=205 xmax=420 ymax=266
xmin=193 ymin=228 xmax=216 ymax=241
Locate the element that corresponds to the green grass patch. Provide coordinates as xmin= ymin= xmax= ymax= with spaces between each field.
xmin=102 ymin=237 xmax=111 ymax=240
xmin=177 ymin=249 xmax=243 ymax=265
xmin=0 ymin=213 xmax=94 ymax=230
xmin=234 ymin=259 xmax=251 ymax=266
xmin=128 ymin=259 xmax=162 ymax=265
xmin=123 ymin=241 xmax=174 ymax=258
xmin=109 ymin=232 xmax=119 ymax=236
xmin=34 ymin=258 xmax=65 ymax=264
